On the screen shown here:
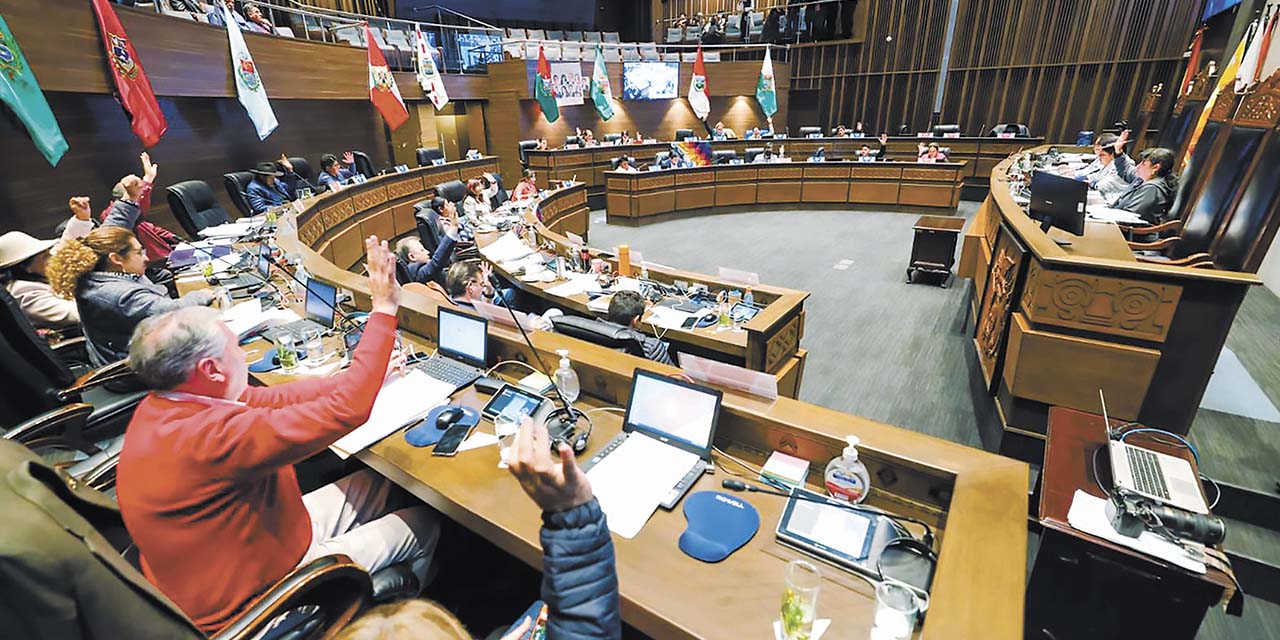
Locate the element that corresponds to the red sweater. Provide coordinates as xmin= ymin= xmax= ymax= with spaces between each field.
xmin=116 ymin=313 xmax=397 ymax=632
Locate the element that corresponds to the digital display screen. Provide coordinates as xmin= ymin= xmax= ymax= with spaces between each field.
xmin=438 ymin=308 xmax=488 ymax=365
xmin=623 ymin=370 xmax=721 ymax=450
xmin=483 ymin=385 xmax=544 ymax=421
xmin=622 ymin=62 xmax=680 ymax=100
xmin=304 ymin=279 xmax=337 ymax=327
xmin=782 ymin=495 xmax=875 ymax=560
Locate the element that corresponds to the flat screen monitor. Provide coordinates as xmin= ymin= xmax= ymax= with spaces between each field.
xmin=622 ymin=369 xmax=722 ymax=456
xmin=303 ymin=279 xmax=337 ymax=328
xmin=622 ymin=62 xmax=679 ymax=100
xmin=437 ymin=307 xmax=488 ymax=367
xmin=1029 ymin=170 xmax=1087 ymax=237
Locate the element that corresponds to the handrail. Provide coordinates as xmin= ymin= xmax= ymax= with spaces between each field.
xmin=270 ymin=0 xmax=503 ymax=33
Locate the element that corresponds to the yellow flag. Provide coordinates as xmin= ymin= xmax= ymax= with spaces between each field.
xmin=1184 ymin=29 xmax=1250 ymax=166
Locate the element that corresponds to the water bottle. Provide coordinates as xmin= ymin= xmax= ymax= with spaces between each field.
xmin=553 ymin=349 xmax=580 ymax=404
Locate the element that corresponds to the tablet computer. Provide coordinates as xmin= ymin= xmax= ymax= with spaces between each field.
xmin=482 ymin=383 xmax=548 ymax=422
xmin=776 ymin=487 xmax=879 ymax=565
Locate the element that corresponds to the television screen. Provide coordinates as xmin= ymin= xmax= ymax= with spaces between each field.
xmin=1202 ymin=0 xmax=1242 ymax=20
xmin=622 ymin=62 xmax=680 ymax=100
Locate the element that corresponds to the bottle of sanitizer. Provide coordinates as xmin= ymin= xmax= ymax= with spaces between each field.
xmin=824 ymin=436 xmax=871 ymax=503
xmin=553 ymin=349 xmax=580 ymax=403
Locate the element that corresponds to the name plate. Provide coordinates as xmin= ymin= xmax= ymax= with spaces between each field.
xmin=943 ymin=132 xmax=961 ymax=138
xmin=917 ymin=132 xmax=934 ymax=138
xmin=998 ymin=132 xmax=1017 ymax=138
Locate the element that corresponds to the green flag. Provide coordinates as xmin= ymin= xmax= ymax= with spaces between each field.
xmin=534 ymin=45 xmax=559 ymax=123
xmin=590 ymin=45 xmax=614 ymax=121
xmin=755 ymin=47 xmax=778 ymax=118
xmin=0 ymin=14 xmax=68 ymax=166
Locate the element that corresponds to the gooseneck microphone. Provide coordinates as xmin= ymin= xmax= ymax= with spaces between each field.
xmin=721 ymin=479 xmax=935 ymax=548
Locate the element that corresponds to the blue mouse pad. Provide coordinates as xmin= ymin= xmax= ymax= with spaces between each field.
xmin=404 ymin=404 xmax=481 ymax=447
xmin=678 ymin=490 xmax=760 ymax=563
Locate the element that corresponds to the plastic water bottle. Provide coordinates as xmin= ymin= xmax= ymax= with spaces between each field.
xmin=553 ymin=349 xmax=580 ymax=404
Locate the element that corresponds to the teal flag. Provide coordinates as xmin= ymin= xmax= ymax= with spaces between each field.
xmin=590 ymin=45 xmax=614 ymax=121
xmin=0 ymin=14 xmax=68 ymax=166
xmin=755 ymin=47 xmax=778 ymax=118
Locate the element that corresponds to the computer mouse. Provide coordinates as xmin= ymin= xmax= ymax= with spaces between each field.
xmin=435 ymin=406 xmax=465 ymax=430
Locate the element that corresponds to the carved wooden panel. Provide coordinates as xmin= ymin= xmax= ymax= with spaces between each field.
xmin=606 ymin=177 xmax=635 ymax=191
xmin=556 ymin=151 xmax=595 ymax=165
xmin=1020 ymin=261 xmax=1182 ymax=343
xmin=385 ymin=176 xmax=425 ymax=201
xmin=758 ymin=166 xmax=805 ymax=180
xmin=849 ymin=166 xmax=902 ymax=179
xmin=802 ymin=165 xmax=852 ymax=179
xmin=300 ymin=218 xmax=326 ymax=249
xmin=351 ymin=186 xmax=388 ymax=212
xmin=764 ymin=314 xmax=802 ymax=373
xmin=320 ymin=198 xmax=355 ymax=233
xmin=637 ymin=175 xmax=675 ymax=190
xmin=676 ymin=170 xmax=715 ymax=185
xmin=1209 ymin=91 xmax=1240 ymax=122
xmin=1235 ymin=68 xmax=1280 ymax=129
xmin=902 ymin=167 xmax=957 ymax=182
xmin=1140 ymin=87 xmax=1162 ymax=113
xmin=975 ymin=226 xmax=1026 ymax=383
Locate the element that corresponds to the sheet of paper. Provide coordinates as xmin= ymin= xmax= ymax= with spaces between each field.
xmin=330 ymin=370 xmax=455 ymax=459
xmin=647 ymin=306 xmax=695 ymax=330
xmin=197 ymin=221 xmax=257 ymax=239
xmin=545 ymin=273 xmax=598 ymax=297
xmin=587 ymin=434 xmax=700 ymax=538
xmin=479 ymin=232 xmax=535 ymax=263
xmin=221 ymin=301 xmax=299 ymax=337
xmin=772 ymin=619 xmax=831 ymax=640
xmin=458 ymin=431 xmax=499 ymax=452
xmin=1087 ymin=206 xmax=1144 ymax=223
xmin=612 ymin=277 xmax=643 ymax=293
xmin=1066 ymin=490 xmax=1206 ymax=574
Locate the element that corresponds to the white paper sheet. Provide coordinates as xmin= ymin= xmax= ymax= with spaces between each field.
xmin=221 ymin=301 xmax=299 ymax=337
xmin=330 ymin=370 xmax=455 ymax=459
xmin=772 ymin=619 xmax=831 ymax=640
xmin=586 ymin=434 xmax=700 ymax=538
xmin=1066 ymin=490 xmax=1206 ymax=574
xmin=1087 ymin=206 xmax=1144 ymax=224
xmin=198 ymin=221 xmax=258 ymax=239
xmin=458 ymin=431 xmax=500 ymax=452
xmin=545 ymin=273 xmax=599 ymax=297
xmin=479 ymin=232 xmax=535 ymax=263
xmin=646 ymin=306 xmax=695 ymax=330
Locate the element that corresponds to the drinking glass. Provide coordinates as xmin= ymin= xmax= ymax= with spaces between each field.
xmin=300 ymin=327 xmax=324 ymax=365
xmin=495 ymin=412 xmax=521 ymax=469
xmin=275 ymin=334 xmax=300 ymax=374
xmin=871 ymin=581 xmax=928 ymax=640
xmin=780 ymin=560 xmax=820 ymax=640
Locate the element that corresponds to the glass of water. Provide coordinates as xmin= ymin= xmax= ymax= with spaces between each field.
xmin=300 ymin=327 xmax=324 ymax=365
xmin=495 ymin=412 xmax=521 ymax=469
xmin=872 ymin=580 xmax=928 ymax=640
xmin=276 ymin=334 xmax=300 ymax=374
xmin=781 ymin=560 xmax=820 ymax=640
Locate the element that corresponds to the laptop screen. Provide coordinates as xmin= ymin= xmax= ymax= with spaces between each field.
xmin=623 ymin=370 xmax=723 ymax=455
xmin=303 ymin=279 xmax=337 ymax=328
xmin=256 ymin=245 xmax=271 ymax=279
xmin=438 ymin=307 xmax=488 ymax=366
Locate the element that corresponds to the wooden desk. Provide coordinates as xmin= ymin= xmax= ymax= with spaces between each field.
xmin=266 ymin=193 xmax=1030 ymax=639
xmin=603 ymin=161 xmax=966 ymax=225
xmin=1027 ymin=407 xmax=1234 ymax=639
xmin=908 ymin=216 xmax=967 ymax=286
xmin=957 ymin=147 xmax=1261 ymax=465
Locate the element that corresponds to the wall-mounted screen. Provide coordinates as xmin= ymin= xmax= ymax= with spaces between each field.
xmin=622 ymin=62 xmax=680 ymax=100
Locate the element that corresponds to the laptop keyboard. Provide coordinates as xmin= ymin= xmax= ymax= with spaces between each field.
xmin=267 ymin=319 xmax=328 ymax=343
xmin=217 ymin=273 xmax=261 ymax=289
xmin=1126 ymin=447 xmax=1170 ymax=500
xmin=416 ymin=355 xmax=483 ymax=388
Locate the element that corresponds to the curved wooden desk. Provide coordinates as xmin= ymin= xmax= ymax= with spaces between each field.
xmin=271 ymin=188 xmax=1028 ymax=640
xmin=604 ymin=161 xmax=966 ymax=224
xmin=958 ymin=147 xmax=1261 ymax=463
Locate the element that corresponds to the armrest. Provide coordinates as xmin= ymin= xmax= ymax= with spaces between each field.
xmin=1127 ymin=236 xmax=1181 ymax=252
xmin=57 ymin=360 xmax=138 ymax=402
xmin=3 ymin=403 xmax=97 ymax=456
xmin=50 ymin=336 xmax=87 ymax=352
xmin=211 ymin=554 xmax=372 ymax=640
xmin=1137 ymin=252 xmax=1214 ymax=268
xmin=1118 ymin=219 xmax=1183 ymax=235
xmin=50 ymin=337 xmax=93 ymax=370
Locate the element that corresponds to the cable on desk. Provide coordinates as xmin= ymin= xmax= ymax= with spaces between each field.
xmin=1091 ymin=445 xmax=1108 ymax=493
xmin=486 ymin=360 xmax=541 ymax=377
xmin=1201 ymin=474 xmax=1221 ymax=510
xmin=1119 ymin=427 xmax=1199 ymax=465
xmin=712 ymin=446 xmax=764 ymax=478
xmin=584 ymin=407 xmax=626 ymax=418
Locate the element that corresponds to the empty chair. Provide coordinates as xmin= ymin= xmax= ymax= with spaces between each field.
xmin=713 ymin=150 xmax=738 ymax=164
xmin=665 ymin=27 xmax=684 ymax=43
xmin=564 ymin=30 xmax=583 ymax=41
xmin=504 ymin=40 xmax=525 ymax=59
xmin=561 ymin=42 xmax=582 ymax=61
xmin=166 ymin=180 xmax=234 ymax=238
xmin=350 ymin=150 xmax=375 ymax=177
xmin=547 ymin=30 xmax=565 ymax=41
xmin=527 ymin=28 xmax=546 ymax=41
xmin=524 ymin=41 xmax=540 ymax=58
xmin=583 ymin=31 xmax=602 ymax=43
xmin=989 ymin=123 xmax=1031 ymax=137
xmin=639 ymin=43 xmax=660 ymax=60
xmin=222 ymin=171 xmax=256 ymax=217
xmin=684 ymin=25 xmax=702 ymax=43
xmin=550 ymin=316 xmax=645 ymax=358
xmin=703 ymin=50 xmax=721 ymax=62
xmin=675 ymin=128 xmax=696 ymax=141
xmin=681 ymin=51 xmax=697 ymax=62
xmin=748 ymin=12 xmax=765 ymax=40
xmin=1210 ymin=141 xmax=1280 ymax=271
xmin=725 ymin=20 xmax=742 ymax=41
xmin=602 ymin=31 xmax=620 ymax=43
xmin=932 ymin=123 xmax=962 ymax=136
xmin=286 ymin=156 xmax=315 ymax=185
xmin=434 ymin=180 xmax=467 ymax=204
xmin=604 ymin=47 xmax=621 ymax=62
xmin=621 ymin=45 xmax=641 ymax=62
xmin=334 ymin=25 xmax=365 ymax=47
xmin=416 ymin=147 xmax=445 ymax=167
xmin=544 ymin=42 xmax=562 ymax=60
xmin=518 ymin=139 xmax=540 ymax=166
xmin=603 ymin=133 xmax=623 ymax=144
xmin=660 ymin=51 xmax=681 ymax=62
xmin=798 ymin=126 xmax=823 ymax=138
xmin=507 ymin=27 xmax=527 ymax=39
xmin=275 ymin=25 xmax=295 ymax=38
xmin=564 ymin=135 xmax=582 ymax=147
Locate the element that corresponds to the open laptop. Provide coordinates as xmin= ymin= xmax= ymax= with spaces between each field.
xmin=1101 ymin=390 xmax=1208 ymax=514
xmin=584 ymin=369 xmax=723 ymax=510
xmin=266 ymin=278 xmax=337 ymax=343
xmin=216 ymin=244 xmax=271 ymax=291
xmin=415 ymin=307 xmax=488 ymax=389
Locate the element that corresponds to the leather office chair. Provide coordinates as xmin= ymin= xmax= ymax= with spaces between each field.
xmin=602 ymin=133 xmax=622 ymax=143
xmin=609 ymin=156 xmax=635 ymax=170
xmin=1209 ymin=139 xmax=1280 ymax=271
xmin=350 ymin=151 xmax=376 ymax=178
xmin=713 ymin=150 xmax=737 ymax=164
xmin=518 ymin=139 xmax=540 ymax=166
xmin=223 ymin=171 xmax=256 ymax=218
xmin=564 ymin=135 xmax=582 ymax=147
xmin=416 ymin=147 xmax=445 ymax=167
xmin=931 ymin=123 xmax=961 ymax=136
xmin=434 ymin=180 xmax=467 ymax=204
xmin=744 ymin=147 xmax=765 ymax=163
xmin=798 ymin=126 xmax=822 ymax=138
xmin=550 ymin=316 xmax=645 ymax=358
xmin=287 ymin=156 xmax=315 ymax=185
xmin=413 ymin=199 xmax=444 ymax=255
xmin=989 ymin=123 xmax=1031 ymax=137
xmin=166 ymin=180 xmax=235 ymax=238
xmin=675 ymin=128 xmax=695 ymax=140
xmin=1121 ymin=110 xmax=1228 ymax=244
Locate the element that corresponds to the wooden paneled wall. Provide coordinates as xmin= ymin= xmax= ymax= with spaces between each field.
xmin=789 ymin=0 xmax=1206 ymax=142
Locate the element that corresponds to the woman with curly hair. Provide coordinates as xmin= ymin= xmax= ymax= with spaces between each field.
xmin=46 ymin=226 xmax=214 ymax=365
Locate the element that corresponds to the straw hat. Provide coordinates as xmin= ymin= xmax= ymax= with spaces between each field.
xmin=0 ymin=232 xmax=57 ymax=269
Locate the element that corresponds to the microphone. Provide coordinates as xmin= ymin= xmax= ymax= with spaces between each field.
xmin=720 ymin=479 xmax=935 ymax=548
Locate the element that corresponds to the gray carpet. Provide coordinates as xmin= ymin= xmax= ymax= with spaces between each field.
xmin=588 ymin=203 xmax=1280 ymax=640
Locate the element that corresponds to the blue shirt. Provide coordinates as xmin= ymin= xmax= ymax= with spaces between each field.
xmin=246 ymin=176 xmax=296 ymax=214
xmin=317 ymin=165 xmax=357 ymax=190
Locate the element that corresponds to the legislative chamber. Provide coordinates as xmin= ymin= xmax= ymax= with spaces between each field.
xmin=1 ymin=1 xmax=1278 ymax=639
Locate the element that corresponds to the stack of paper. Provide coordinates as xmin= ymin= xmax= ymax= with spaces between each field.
xmin=222 ymin=300 xmax=299 ymax=338
xmin=646 ymin=306 xmax=695 ymax=330
xmin=479 ymin=232 xmax=536 ymax=263
xmin=1066 ymin=490 xmax=1206 ymax=574
xmin=198 ymin=220 xmax=258 ymax=239
xmin=330 ymin=370 xmax=455 ymax=459
xmin=545 ymin=273 xmax=598 ymax=297
xmin=1087 ymin=206 xmax=1145 ymax=224
xmin=587 ymin=434 xmax=701 ymax=538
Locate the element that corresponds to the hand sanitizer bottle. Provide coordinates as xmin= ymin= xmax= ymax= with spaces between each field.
xmin=824 ymin=436 xmax=870 ymax=503
xmin=553 ymin=349 xmax=580 ymax=403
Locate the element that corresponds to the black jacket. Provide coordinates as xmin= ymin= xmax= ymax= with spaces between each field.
xmin=541 ymin=499 xmax=621 ymax=639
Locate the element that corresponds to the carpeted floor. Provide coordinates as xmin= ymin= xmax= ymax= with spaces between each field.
xmin=587 ymin=203 xmax=1280 ymax=640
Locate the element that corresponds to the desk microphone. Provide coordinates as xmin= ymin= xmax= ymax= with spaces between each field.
xmin=720 ymin=479 xmax=935 ymax=548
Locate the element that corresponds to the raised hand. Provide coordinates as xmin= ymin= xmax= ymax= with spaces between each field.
xmin=140 ymin=152 xmax=158 ymax=182
xmin=278 ymin=154 xmax=294 ymax=173
xmin=1114 ymin=129 xmax=1131 ymax=154
xmin=68 ymin=196 xmax=93 ymax=221
xmin=878 ymin=133 xmax=888 ymax=145
xmin=508 ymin=417 xmax=593 ymax=514
xmin=364 ymin=235 xmax=401 ymax=316
xmin=342 ymin=151 xmax=355 ymax=165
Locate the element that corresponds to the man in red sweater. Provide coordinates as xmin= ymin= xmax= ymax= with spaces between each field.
xmin=116 ymin=236 xmax=439 ymax=633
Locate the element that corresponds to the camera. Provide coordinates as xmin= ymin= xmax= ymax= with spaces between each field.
xmin=1106 ymin=491 xmax=1226 ymax=546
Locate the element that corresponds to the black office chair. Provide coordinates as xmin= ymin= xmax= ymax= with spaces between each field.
xmin=416 ymin=147 xmax=445 ymax=167
xmin=222 ymin=171 xmax=256 ymax=218
xmin=712 ymin=150 xmax=738 ymax=164
xmin=166 ymin=180 xmax=235 ymax=238
xmin=550 ymin=316 xmax=645 ymax=358
xmin=931 ymin=123 xmax=961 ymax=136
xmin=609 ymin=156 xmax=635 ymax=170
xmin=989 ymin=123 xmax=1031 ymax=137
xmin=602 ymin=133 xmax=622 ymax=144
xmin=350 ymin=150 xmax=376 ymax=178
xmin=675 ymin=128 xmax=695 ymax=140
xmin=434 ymin=180 xmax=467 ymax=204
xmin=744 ymin=147 xmax=765 ymax=163
xmin=412 ymin=199 xmax=444 ymax=254
xmin=518 ymin=139 xmax=540 ymax=166
xmin=653 ymin=151 xmax=672 ymax=168
xmin=897 ymin=123 xmax=911 ymax=135
xmin=798 ymin=126 xmax=822 ymax=138
xmin=488 ymin=173 xmax=509 ymax=208
xmin=564 ymin=135 xmax=582 ymax=147
xmin=287 ymin=156 xmax=315 ymax=185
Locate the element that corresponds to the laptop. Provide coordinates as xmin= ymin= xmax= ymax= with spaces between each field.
xmin=584 ymin=369 xmax=723 ymax=510
xmin=215 ymin=245 xmax=270 ymax=291
xmin=415 ymin=307 xmax=488 ymax=389
xmin=266 ymin=278 xmax=338 ymax=343
xmin=1100 ymin=390 xmax=1208 ymax=514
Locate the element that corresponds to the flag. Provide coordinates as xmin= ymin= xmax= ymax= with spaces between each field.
xmin=671 ymin=140 xmax=713 ymax=166
xmin=1254 ymin=10 xmax=1279 ymax=83
xmin=89 ymin=0 xmax=166 ymax=147
xmin=590 ymin=44 xmax=614 ymax=121
xmin=0 ymin=13 xmax=67 ymax=165
xmin=1180 ymin=27 xmax=1204 ymax=95
xmin=534 ymin=45 xmax=559 ymax=123
xmin=755 ymin=47 xmax=777 ymax=118
xmin=415 ymin=27 xmax=448 ymax=111
xmin=367 ymin=23 xmax=408 ymax=130
xmin=222 ymin=5 xmax=276 ymax=140
xmin=688 ymin=45 xmax=710 ymax=120
xmin=1236 ymin=19 xmax=1263 ymax=91
xmin=1185 ymin=32 xmax=1248 ymax=166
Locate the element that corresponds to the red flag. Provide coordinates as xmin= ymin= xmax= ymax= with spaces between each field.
xmin=89 ymin=0 xmax=167 ymax=147
xmin=1180 ymin=27 xmax=1204 ymax=96
xmin=367 ymin=24 xmax=409 ymax=130
xmin=1254 ymin=10 xmax=1278 ymax=83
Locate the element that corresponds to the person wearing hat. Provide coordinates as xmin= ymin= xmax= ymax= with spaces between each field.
xmin=0 ymin=197 xmax=98 ymax=333
xmin=246 ymin=155 xmax=301 ymax=214
xmin=317 ymin=151 xmax=359 ymax=191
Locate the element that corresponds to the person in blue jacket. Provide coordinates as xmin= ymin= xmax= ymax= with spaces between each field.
xmin=333 ymin=417 xmax=621 ymax=640
xmin=394 ymin=215 xmax=457 ymax=286
xmin=317 ymin=152 xmax=360 ymax=191
xmin=246 ymin=157 xmax=300 ymax=214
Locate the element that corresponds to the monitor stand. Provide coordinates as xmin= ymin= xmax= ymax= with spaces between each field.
xmin=1039 ymin=216 xmax=1074 ymax=247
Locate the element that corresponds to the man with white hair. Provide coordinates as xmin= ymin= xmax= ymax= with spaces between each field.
xmin=115 ymin=236 xmax=439 ymax=633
